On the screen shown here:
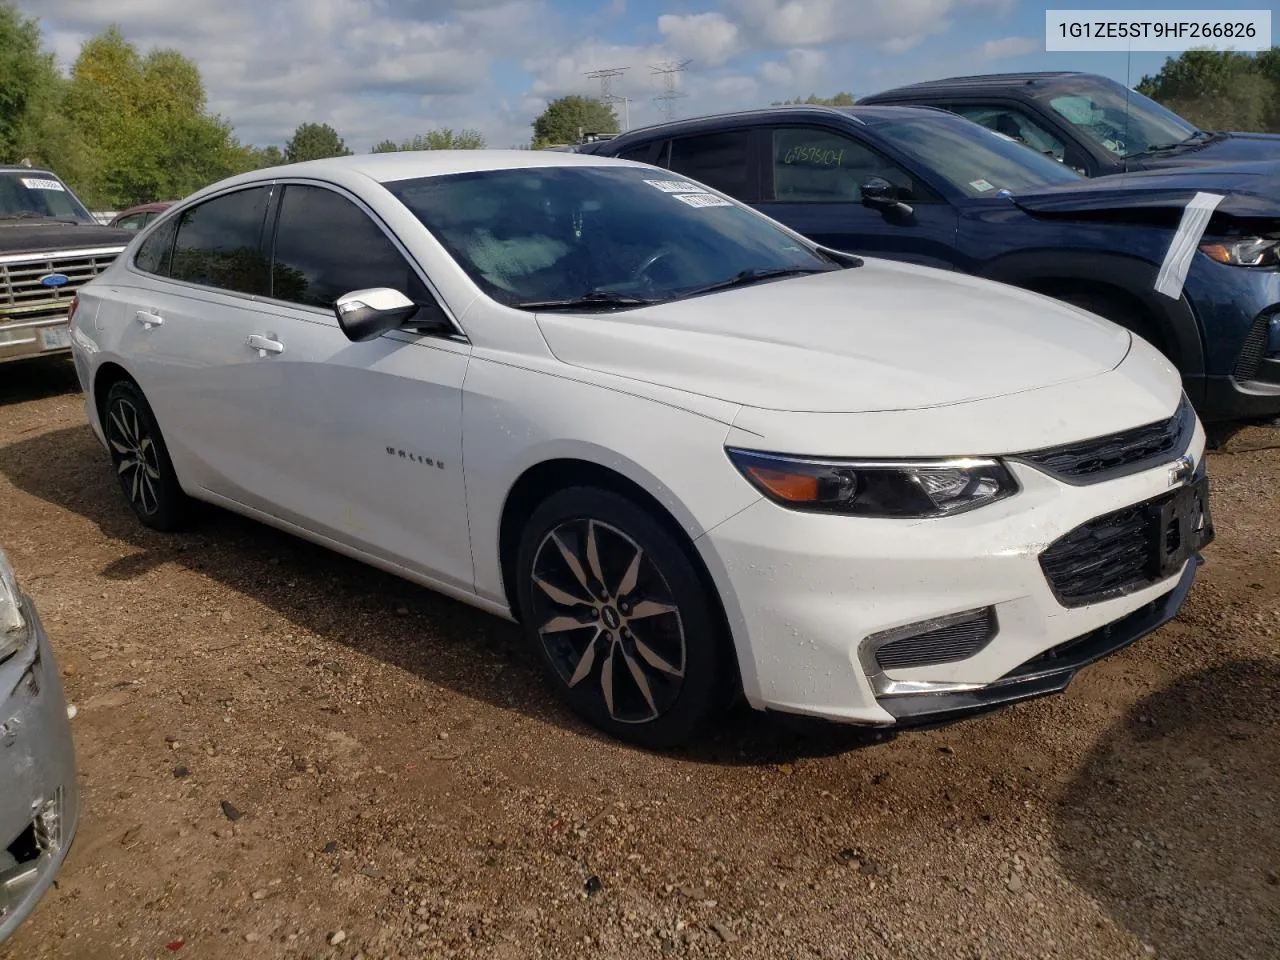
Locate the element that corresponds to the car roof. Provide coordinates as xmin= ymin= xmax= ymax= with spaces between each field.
xmin=0 ymin=164 xmax=58 ymax=176
xmin=587 ymin=103 xmax=948 ymax=147
xmin=861 ymin=71 xmax=1089 ymax=101
xmin=245 ymin=149 xmax=631 ymax=185
xmin=116 ymin=201 xmax=173 ymax=215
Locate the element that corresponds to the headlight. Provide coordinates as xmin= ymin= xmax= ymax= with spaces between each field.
xmin=1199 ymin=237 xmax=1279 ymax=267
xmin=0 ymin=546 xmax=28 ymax=664
xmin=726 ymin=449 xmax=1019 ymax=518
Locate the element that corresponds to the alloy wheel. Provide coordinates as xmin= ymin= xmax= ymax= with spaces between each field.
xmin=106 ymin=397 xmax=162 ymax=516
xmin=529 ymin=518 xmax=687 ymax=724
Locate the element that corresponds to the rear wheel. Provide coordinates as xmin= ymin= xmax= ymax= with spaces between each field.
xmin=515 ymin=486 xmax=732 ymax=748
xmin=103 ymin=380 xmax=191 ymax=531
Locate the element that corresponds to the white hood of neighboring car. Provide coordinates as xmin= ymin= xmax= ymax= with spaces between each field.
xmin=535 ymin=259 xmax=1132 ymax=414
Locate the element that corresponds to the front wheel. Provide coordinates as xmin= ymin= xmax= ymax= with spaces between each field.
xmin=515 ymin=487 xmax=733 ymax=748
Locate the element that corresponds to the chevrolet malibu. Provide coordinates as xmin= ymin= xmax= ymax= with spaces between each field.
xmin=68 ymin=151 xmax=1213 ymax=747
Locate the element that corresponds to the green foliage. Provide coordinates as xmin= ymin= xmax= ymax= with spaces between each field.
xmin=771 ymin=92 xmax=857 ymax=107
xmin=284 ymin=122 xmax=352 ymax=163
xmin=531 ymin=95 xmax=618 ymax=148
xmin=370 ymin=128 xmax=487 ymax=152
xmin=1138 ymin=48 xmax=1280 ymax=133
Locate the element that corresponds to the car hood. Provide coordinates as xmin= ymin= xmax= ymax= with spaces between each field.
xmin=1011 ymin=161 xmax=1280 ymax=218
xmin=0 ymin=221 xmax=134 ymax=255
xmin=535 ymin=260 xmax=1132 ymax=414
xmin=1136 ymin=130 xmax=1280 ymax=171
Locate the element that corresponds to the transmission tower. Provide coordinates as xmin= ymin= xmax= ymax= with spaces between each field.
xmin=650 ymin=59 xmax=692 ymax=121
xmin=584 ymin=66 xmax=630 ymax=131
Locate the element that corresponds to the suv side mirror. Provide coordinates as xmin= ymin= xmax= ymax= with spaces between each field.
xmin=334 ymin=287 xmax=452 ymax=342
xmin=860 ymin=177 xmax=914 ymax=219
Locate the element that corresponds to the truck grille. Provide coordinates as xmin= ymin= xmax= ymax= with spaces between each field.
xmin=0 ymin=249 xmax=120 ymax=325
xmin=1014 ymin=395 xmax=1192 ymax=484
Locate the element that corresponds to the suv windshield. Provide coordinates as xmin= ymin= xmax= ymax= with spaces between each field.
xmin=385 ymin=165 xmax=840 ymax=309
xmin=0 ymin=171 xmax=95 ymax=223
xmin=1034 ymin=76 xmax=1200 ymax=159
xmin=866 ymin=112 xmax=1082 ymax=198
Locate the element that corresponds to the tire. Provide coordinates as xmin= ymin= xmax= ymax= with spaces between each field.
xmin=514 ymin=486 xmax=732 ymax=749
xmin=102 ymin=379 xmax=192 ymax=531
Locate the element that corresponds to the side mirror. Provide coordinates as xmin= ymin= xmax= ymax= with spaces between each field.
xmin=859 ymin=176 xmax=914 ymax=220
xmin=334 ymin=287 xmax=450 ymax=343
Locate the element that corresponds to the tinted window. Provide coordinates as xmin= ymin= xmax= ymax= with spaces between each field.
xmin=170 ymin=187 xmax=270 ymax=294
xmin=947 ymin=105 xmax=1068 ymax=160
xmin=271 ymin=185 xmax=419 ymax=309
xmin=115 ymin=214 xmax=144 ymax=231
xmin=0 ymin=172 xmax=94 ymax=222
xmin=771 ymin=127 xmax=921 ymax=203
xmin=386 ymin=166 xmax=837 ymax=309
xmin=867 ymin=112 xmax=1083 ymax=198
xmin=616 ymin=143 xmax=652 ymax=163
xmin=667 ymin=131 xmax=751 ymax=198
xmin=134 ymin=217 xmax=178 ymax=276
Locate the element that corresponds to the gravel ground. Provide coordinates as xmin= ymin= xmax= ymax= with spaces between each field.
xmin=1 ymin=358 xmax=1276 ymax=960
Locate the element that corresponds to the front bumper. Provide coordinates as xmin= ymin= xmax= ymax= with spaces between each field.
xmin=0 ymin=315 xmax=73 ymax=365
xmin=0 ymin=595 xmax=79 ymax=945
xmin=697 ymin=429 xmax=1208 ymax=727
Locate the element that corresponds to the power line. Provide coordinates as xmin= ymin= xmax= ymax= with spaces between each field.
xmin=584 ymin=66 xmax=630 ymax=131
xmin=650 ymin=59 xmax=692 ymax=121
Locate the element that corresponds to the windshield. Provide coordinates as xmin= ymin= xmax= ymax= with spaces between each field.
xmin=867 ymin=112 xmax=1082 ymax=198
xmin=1034 ymin=76 xmax=1199 ymax=159
xmin=0 ymin=171 xmax=95 ymax=222
xmin=385 ymin=165 xmax=838 ymax=308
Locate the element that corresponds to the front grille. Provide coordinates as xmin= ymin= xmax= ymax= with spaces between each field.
xmin=1040 ymin=498 xmax=1169 ymax=607
xmin=873 ymin=607 xmax=997 ymax=670
xmin=1233 ymin=309 xmax=1273 ymax=381
xmin=1014 ymin=396 xmax=1192 ymax=484
xmin=0 ymin=250 xmax=120 ymax=325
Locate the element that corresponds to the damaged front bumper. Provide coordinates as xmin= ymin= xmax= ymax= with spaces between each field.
xmin=0 ymin=594 xmax=79 ymax=945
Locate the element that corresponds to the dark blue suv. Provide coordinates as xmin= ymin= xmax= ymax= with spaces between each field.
xmin=579 ymin=105 xmax=1280 ymax=424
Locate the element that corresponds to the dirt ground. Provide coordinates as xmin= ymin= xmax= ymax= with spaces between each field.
xmin=1 ymin=358 xmax=1276 ymax=960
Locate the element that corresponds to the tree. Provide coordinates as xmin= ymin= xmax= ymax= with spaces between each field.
xmin=0 ymin=2 xmax=90 ymax=180
xmin=771 ymin=92 xmax=857 ymax=107
xmin=370 ymin=128 xmax=487 ymax=152
xmin=64 ymin=26 xmax=250 ymax=207
xmin=531 ymin=95 xmax=618 ymax=148
xmin=1137 ymin=48 xmax=1280 ymax=133
xmin=284 ymin=122 xmax=351 ymax=163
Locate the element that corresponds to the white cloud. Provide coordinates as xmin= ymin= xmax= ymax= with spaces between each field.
xmin=978 ymin=35 xmax=1039 ymax=61
xmin=657 ymin=12 xmax=744 ymax=67
xmin=760 ymin=48 xmax=827 ymax=89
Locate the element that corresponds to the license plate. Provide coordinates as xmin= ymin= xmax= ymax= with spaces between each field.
xmin=1150 ymin=475 xmax=1214 ymax=579
xmin=39 ymin=326 xmax=72 ymax=351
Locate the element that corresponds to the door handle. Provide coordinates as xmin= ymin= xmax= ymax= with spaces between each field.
xmin=246 ymin=333 xmax=285 ymax=357
xmin=135 ymin=310 xmax=163 ymax=329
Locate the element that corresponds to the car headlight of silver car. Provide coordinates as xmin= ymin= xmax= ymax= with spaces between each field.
xmin=726 ymin=449 xmax=1019 ymax=518
xmin=0 ymin=545 xmax=29 ymax=664
xmin=1199 ymin=237 xmax=1279 ymax=267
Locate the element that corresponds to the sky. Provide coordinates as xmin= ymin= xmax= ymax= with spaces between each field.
xmin=19 ymin=1 xmax=1280 ymax=151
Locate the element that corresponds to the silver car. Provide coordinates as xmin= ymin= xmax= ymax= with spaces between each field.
xmin=0 ymin=546 xmax=78 ymax=943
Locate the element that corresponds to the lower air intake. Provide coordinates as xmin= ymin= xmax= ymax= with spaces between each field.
xmin=872 ymin=607 xmax=998 ymax=671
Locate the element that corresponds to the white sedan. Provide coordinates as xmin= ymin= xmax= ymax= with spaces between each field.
xmin=68 ymin=150 xmax=1212 ymax=747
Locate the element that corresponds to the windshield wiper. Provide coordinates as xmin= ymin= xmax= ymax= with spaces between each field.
xmin=514 ymin=291 xmax=657 ymax=311
xmin=676 ymin=266 xmax=837 ymax=300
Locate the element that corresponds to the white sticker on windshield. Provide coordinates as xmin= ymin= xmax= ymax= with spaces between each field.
xmin=644 ymin=179 xmax=708 ymax=194
xmin=20 ymin=177 xmax=64 ymax=191
xmin=673 ymin=193 xmax=733 ymax=208
xmin=970 ymin=179 xmax=995 ymax=192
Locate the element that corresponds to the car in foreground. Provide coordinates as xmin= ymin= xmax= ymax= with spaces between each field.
xmin=858 ymin=71 xmax=1280 ymax=178
xmin=69 ymin=150 xmax=1212 ymax=746
xmin=0 ymin=546 xmax=78 ymax=943
xmin=579 ymin=105 xmax=1280 ymax=424
xmin=0 ymin=165 xmax=133 ymax=366
xmin=108 ymin=202 xmax=173 ymax=231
